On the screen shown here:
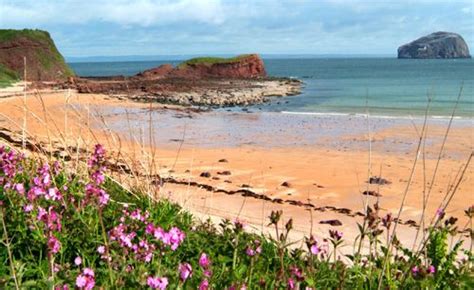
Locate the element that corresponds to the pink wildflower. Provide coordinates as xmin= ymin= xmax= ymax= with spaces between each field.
xmin=97 ymin=245 xmax=105 ymax=254
xmin=14 ymin=183 xmax=25 ymax=194
xmin=436 ymin=208 xmax=445 ymax=218
xmin=48 ymin=235 xmax=61 ymax=254
xmin=288 ymin=278 xmax=295 ymax=289
xmin=74 ymin=256 xmax=82 ymax=266
xmin=428 ymin=265 xmax=436 ymax=274
xmin=310 ymin=244 xmax=320 ymax=255
xmin=179 ymin=263 xmax=193 ymax=282
xmin=199 ymin=253 xmax=211 ymax=268
xmin=246 ymin=247 xmax=256 ymax=257
xmin=76 ymin=268 xmax=95 ymax=290
xmin=199 ymin=279 xmax=209 ymax=290
xmin=46 ymin=187 xmax=62 ymax=201
xmin=147 ymin=276 xmax=168 ymax=289
xmin=168 ymin=227 xmax=185 ymax=251
xmin=329 ymin=230 xmax=343 ymax=241
xmin=24 ymin=204 xmax=34 ymax=213
xmin=411 ymin=266 xmax=419 ymax=276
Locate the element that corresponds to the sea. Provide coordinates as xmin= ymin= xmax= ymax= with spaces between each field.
xmin=68 ymin=58 xmax=474 ymax=118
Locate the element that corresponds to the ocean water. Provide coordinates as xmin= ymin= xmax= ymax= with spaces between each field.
xmin=69 ymin=58 xmax=473 ymax=117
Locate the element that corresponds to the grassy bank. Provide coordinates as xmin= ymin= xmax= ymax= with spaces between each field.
xmin=0 ymin=64 xmax=19 ymax=88
xmin=0 ymin=144 xmax=473 ymax=289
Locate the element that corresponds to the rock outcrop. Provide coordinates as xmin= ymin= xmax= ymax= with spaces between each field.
xmin=135 ymin=54 xmax=266 ymax=80
xmin=0 ymin=29 xmax=74 ymax=81
xmin=72 ymin=53 xmax=300 ymax=107
xmin=398 ymin=32 xmax=471 ymax=59
xmin=136 ymin=64 xmax=174 ymax=78
xmin=171 ymin=54 xmax=266 ymax=78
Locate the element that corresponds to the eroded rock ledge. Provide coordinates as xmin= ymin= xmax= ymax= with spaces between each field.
xmin=71 ymin=54 xmax=302 ymax=107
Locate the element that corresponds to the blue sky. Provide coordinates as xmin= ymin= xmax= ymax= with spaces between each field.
xmin=1 ymin=0 xmax=473 ymax=57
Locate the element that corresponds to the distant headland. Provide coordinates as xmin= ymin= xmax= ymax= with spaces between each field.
xmin=0 ymin=29 xmax=74 ymax=82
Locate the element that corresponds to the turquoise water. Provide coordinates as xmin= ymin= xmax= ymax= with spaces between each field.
xmin=69 ymin=58 xmax=473 ymax=117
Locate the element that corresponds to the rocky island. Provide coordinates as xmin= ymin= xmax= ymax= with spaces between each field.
xmin=398 ymin=31 xmax=471 ymax=59
xmin=73 ymin=54 xmax=301 ymax=107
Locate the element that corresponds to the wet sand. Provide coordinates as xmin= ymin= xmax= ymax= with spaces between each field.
xmin=0 ymin=89 xmax=472 ymax=254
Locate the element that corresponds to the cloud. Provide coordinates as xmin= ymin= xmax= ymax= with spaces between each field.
xmin=0 ymin=0 xmax=227 ymax=27
xmin=0 ymin=0 xmax=472 ymax=56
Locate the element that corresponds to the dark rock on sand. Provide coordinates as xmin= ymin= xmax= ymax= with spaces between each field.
xmin=368 ymin=176 xmax=391 ymax=185
xmin=218 ymin=159 xmax=228 ymax=163
xmin=362 ymin=190 xmax=382 ymax=197
xmin=200 ymin=172 xmax=211 ymax=178
xmin=398 ymin=32 xmax=471 ymax=59
xmin=281 ymin=181 xmax=292 ymax=187
xmin=217 ymin=171 xmax=231 ymax=176
xmin=319 ymin=219 xmax=343 ymax=226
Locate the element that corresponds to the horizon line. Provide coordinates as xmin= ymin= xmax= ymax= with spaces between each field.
xmin=66 ymin=53 xmax=396 ymax=62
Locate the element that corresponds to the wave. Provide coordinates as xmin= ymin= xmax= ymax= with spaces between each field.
xmin=280 ymin=111 xmax=470 ymax=121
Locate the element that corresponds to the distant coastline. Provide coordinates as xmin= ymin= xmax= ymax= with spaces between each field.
xmin=66 ymin=54 xmax=396 ymax=63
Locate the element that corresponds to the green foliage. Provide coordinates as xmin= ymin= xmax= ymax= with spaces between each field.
xmin=178 ymin=54 xmax=253 ymax=68
xmin=0 ymin=64 xmax=19 ymax=87
xmin=427 ymin=227 xmax=449 ymax=270
xmin=0 ymin=29 xmax=53 ymax=43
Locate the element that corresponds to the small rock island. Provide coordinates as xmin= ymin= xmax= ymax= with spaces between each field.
xmin=397 ymin=31 xmax=471 ymax=59
xmin=74 ymin=54 xmax=301 ymax=107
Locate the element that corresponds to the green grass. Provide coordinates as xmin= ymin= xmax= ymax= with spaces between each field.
xmin=178 ymin=54 xmax=254 ymax=68
xmin=0 ymin=29 xmax=54 ymax=43
xmin=0 ymin=64 xmax=19 ymax=88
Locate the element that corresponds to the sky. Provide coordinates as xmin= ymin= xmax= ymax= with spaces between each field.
xmin=1 ymin=0 xmax=473 ymax=58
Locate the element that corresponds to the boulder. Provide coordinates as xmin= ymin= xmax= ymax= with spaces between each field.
xmin=0 ymin=29 xmax=74 ymax=81
xmin=398 ymin=32 xmax=471 ymax=59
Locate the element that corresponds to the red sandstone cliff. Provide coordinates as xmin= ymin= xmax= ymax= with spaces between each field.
xmin=136 ymin=54 xmax=266 ymax=80
xmin=171 ymin=54 xmax=266 ymax=79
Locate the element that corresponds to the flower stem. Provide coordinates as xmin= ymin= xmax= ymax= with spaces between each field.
xmin=98 ymin=209 xmax=114 ymax=286
xmin=0 ymin=207 xmax=20 ymax=290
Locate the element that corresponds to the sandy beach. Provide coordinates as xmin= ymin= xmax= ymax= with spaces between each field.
xmin=0 ymin=88 xmax=472 ymax=253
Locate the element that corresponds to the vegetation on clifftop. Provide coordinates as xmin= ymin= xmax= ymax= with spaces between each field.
xmin=178 ymin=54 xmax=254 ymax=68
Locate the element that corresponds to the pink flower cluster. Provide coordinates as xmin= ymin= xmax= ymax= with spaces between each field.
xmin=76 ymin=268 xmax=95 ymax=290
xmin=198 ymin=253 xmax=212 ymax=289
xmin=85 ymin=144 xmax=109 ymax=207
xmin=0 ymin=146 xmax=24 ymax=181
xmin=27 ymin=164 xmax=64 ymax=255
xmin=146 ymin=224 xmax=186 ymax=251
xmin=245 ymin=240 xmax=262 ymax=257
xmin=179 ymin=262 xmax=193 ymax=281
xmin=287 ymin=266 xmax=304 ymax=289
xmin=109 ymin=207 xmax=186 ymax=265
xmin=147 ymin=276 xmax=168 ymax=289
